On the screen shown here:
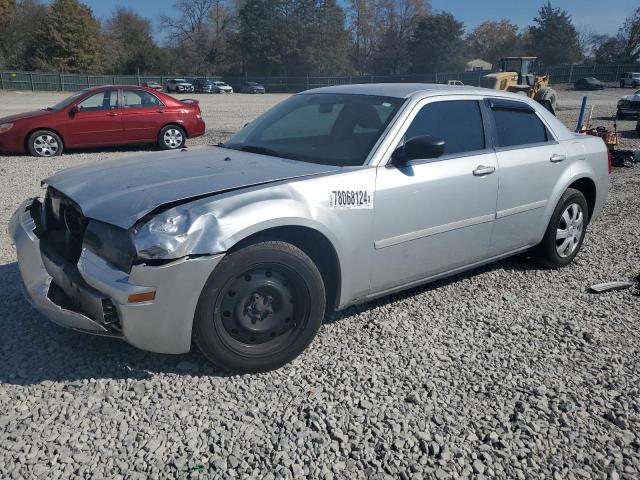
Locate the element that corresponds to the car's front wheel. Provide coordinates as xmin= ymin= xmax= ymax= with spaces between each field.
xmin=158 ymin=125 xmax=186 ymax=150
xmin=532 ymin=188 xmax=589 ymax=268
xmin=193 ymin=241 xmax=326 ymax=373
xmin=27 ymin=130 xmax=63 ymax=157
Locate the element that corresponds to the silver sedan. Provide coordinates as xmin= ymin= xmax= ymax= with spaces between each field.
xmin=9 ymin=84 xmax=609 ymax=372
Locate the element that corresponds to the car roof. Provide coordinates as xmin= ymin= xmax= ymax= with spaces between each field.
xmin=302 ymin=83 xmax=525 ymax=100
xmin=82 ymin=85 xmax=157 ymax=92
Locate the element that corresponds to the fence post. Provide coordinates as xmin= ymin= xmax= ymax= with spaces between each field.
xmin=60 ymin=72 xmax=64 ymax=92
xmin=0 ymin=71 xmax=4 ymax=90
xmin=435 ymin=71 xmax=438 ymax=83
xmin=615 ymin=64 xmax=620 ymax=82
xmin=86 ymin=75 xmax=90 ymax=88
xmin=568 ymin=64 xmax=573 ymax=84
xmin=29 ymin=73 xmax=34 ymax=91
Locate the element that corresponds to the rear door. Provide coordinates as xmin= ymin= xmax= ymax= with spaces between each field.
xmin=371 ymin=97 xmax=499 ymax=292
xmin=119 ymin=89 xmax=168 ymax=142
xmin=65 ymin=90 xmax=122 ymax=147
xmin=486 ymin=98 xmax=569 ymax=255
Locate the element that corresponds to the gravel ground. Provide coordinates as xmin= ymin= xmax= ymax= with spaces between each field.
xmin=0 ymin=88 xmax=639 ymax=479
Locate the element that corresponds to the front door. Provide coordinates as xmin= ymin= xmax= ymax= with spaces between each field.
xmin=66 ymin=89 xmax=122 ymax=147
xmin=371 ymin=98 xmax=499 ymax=293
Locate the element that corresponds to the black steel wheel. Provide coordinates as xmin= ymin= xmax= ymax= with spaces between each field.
xmin=194 ymin=241 xmax=325 ymax=372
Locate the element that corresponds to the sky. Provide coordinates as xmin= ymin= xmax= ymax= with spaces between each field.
xmin=65 ymin=0 xmax=637 ymax=40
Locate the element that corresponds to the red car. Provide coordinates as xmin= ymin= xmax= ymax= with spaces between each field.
xmin=0 ymin=86 xmax=206 ymax=157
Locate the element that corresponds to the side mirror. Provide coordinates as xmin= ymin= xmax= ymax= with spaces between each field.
xmin=392 ymin=135 xmax=445 ymax=165
xmin=69 ymin=106 xmax=79 ymax=117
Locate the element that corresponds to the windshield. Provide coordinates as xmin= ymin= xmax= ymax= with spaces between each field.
xmin=49 ymin=90 xmax=87 ymax=111
xmin=223 ymin=93 xmax=405 ymax=167
xmin=215 ymin=82 xmax=227 ymax=86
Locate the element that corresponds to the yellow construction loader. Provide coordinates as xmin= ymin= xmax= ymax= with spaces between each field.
xmin=481 ymin=57 xmax=557 ymax=114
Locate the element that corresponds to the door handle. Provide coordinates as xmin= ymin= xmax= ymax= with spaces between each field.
xmin=107 ymin=112 xmax=119 ymax=117
xmin=473 ymin=165 xmax=496 ymax=176
xmin=156 ymin=109 xmax=166 ymax=113
xmin=550 ymin=153 xmax=566 ymax=163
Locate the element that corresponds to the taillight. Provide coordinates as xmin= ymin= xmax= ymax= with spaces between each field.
xmin=607 ymin=150 xmax=612 ymax=174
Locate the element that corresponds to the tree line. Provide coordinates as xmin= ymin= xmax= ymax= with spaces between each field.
xmin=0 ymin=0 xmax=638 ymax=77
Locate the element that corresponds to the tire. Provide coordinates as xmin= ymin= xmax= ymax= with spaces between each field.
xmin=158 ymin=125 xmax=186 ymax=150
xmin=27 ymin=130 xmax=63 ymax=157
xmin=193 ymin=241 xmax=326 ymax=373
xmin=532 ymin=188 xmax=589 ymax=269
xmin=617 ymin=110 xmax=626 ymax=120
xmin=620 ymin=81 xmax=625 ymax=88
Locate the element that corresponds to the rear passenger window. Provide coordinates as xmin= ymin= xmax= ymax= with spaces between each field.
xmin=122 ymin=90 xmax=164 ymax=108
xmin=491 ymin=108 xmax=549 ymax=147
xmin=405 ymin=100 xmax=485 ymax=156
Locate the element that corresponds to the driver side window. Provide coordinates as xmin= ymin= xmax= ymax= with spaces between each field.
xmin=77 ymin=90 xmax=118 ymax=112
xmin=404 ymin=100 xmax=486 ymax=158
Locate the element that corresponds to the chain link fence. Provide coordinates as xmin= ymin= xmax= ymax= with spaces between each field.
xmin=1 ymin=63 xmax=639 ymax=94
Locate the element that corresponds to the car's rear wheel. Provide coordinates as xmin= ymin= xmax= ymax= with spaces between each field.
xmin=532 ymin=188 xmax=588 ymax=268
xmin=193 ymin=241 xmax=326 ymax=373
xmin=159 ymin=125 xmax=186 ymax=150
xmin=27 ymin=130 xmax=63 ymax=157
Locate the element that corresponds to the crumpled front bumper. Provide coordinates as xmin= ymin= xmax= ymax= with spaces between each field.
xmin=8 ymin=199 xmax=224 ymax=354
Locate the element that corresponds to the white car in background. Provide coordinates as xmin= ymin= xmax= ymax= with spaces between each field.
xmin=620 ymin=72 xmax=640 ymax=88
xmin=213 ymin=81 xmax=234 ymax=94
xmin=166 ymin=79 xmax=195 ymax=93
xmin=617 ymin=89 xmax=640 ymax=119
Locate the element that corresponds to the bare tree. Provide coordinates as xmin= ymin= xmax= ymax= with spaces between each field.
xmin=369 ymin=0 xmax=430 ymax=74
xmin=161 ymin=0 xmax=216 ymax=74
xmin=620 ymin=7 xmax=640 ymax=62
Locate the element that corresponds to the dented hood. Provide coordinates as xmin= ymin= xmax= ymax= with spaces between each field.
xmin=44 ymin=146 xmax=341 ymax=229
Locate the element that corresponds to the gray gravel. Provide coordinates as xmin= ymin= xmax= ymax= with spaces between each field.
xmin=1 ymin=88 xmax=639 ymax=479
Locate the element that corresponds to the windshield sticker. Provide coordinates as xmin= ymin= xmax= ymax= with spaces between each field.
xmin=329 ymin=190 xmax=373 ymax=209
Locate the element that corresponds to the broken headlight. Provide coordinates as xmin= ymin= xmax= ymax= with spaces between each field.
xmin=83 ymin=220 xmax=136 ymax=272
xmin=132 ymin=208 xmax=202 ymax=261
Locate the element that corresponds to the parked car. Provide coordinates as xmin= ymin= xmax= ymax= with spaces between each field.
xmin=212 ymin=81 xmax=233 ymax=94
xmin=620 ymin=72 xmax=640 ymax=88
xmin=142 ymin=81 xmax=163 ymax=92
xmin=166 ymin=78 xmax=195 ymax=93
xmin=0 ymin=86 xmax=205 ymax=157
xmin=574 ymin=77 xmax=605 ymax=90
xmin=241 ymin=82 xmax=266 ymax=94
xmin=617 ymin=89 xmax=640 ymax=119
xmin=9 ymin=84 xmax=608 ymax=372
xmin=192 ymin=79 xmax=216 ymax=93
xmin=446 ymin=80 xmax=464 ymax=86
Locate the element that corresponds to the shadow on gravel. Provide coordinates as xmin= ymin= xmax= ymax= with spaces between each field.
xmin=326 ymin=254 xmax=539 ymax=324
xmin=0 ymin=262 xmax=231 ymax=386
xmin=0 ymin=254 xmax=540 ymax=386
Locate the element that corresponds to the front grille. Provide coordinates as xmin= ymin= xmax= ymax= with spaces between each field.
xmin=42 ymin=187 xmax=88 ymax=264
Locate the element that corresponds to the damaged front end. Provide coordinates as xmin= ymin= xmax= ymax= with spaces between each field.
xmin=8 ymin=188 xmax=224 ymax=354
